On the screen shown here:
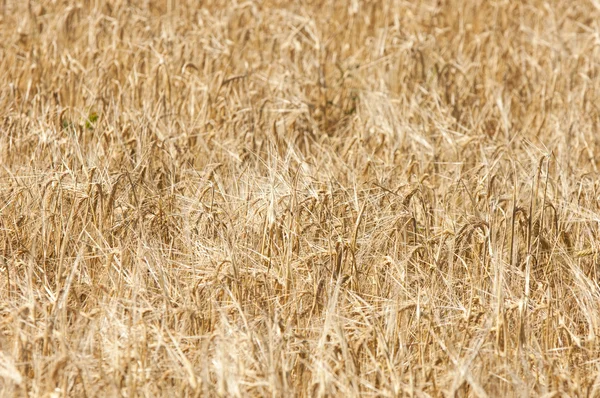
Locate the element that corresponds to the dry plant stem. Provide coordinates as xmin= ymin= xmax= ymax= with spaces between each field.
xmin=1 ymin=0 xmax=600 ymax=397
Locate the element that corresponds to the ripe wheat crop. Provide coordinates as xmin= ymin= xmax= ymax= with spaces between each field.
xmin=1 ymin=0 xmax=600 ymax=396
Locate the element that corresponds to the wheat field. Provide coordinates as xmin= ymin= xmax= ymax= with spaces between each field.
xmin=1 ymin=0 xmax=600 ymax=396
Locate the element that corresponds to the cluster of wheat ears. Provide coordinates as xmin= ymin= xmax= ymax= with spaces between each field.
xmin=1 ymin=0 xmax=600 ymax=396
